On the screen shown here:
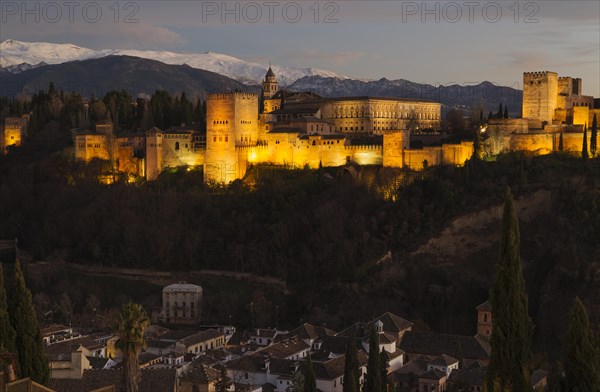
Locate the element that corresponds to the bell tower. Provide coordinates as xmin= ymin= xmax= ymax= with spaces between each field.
xmin=476 ymin=300 xmax=493 ymax=338
xmin=262 ymin=65 xmax=278 ymax=100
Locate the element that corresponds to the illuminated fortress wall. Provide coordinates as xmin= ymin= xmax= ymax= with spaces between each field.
xmin=402 ymin=142 xmax=473 ymax=171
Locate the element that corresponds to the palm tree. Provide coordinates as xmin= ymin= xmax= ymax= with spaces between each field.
xmin=115 ymin=302 xmax=149 ymax=392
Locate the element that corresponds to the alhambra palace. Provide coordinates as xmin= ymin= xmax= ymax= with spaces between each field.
xmin=2 ymin=69 xmax=599 ymax=182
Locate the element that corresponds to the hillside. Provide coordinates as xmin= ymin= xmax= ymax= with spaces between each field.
xmin=1 ymin=147 xmax=599 ymax=360
xmin=0 ymin=55 xmax=253 ymax=99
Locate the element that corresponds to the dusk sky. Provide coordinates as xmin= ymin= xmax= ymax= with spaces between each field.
xmin=3 ymin=0 xmax=599 ymax=95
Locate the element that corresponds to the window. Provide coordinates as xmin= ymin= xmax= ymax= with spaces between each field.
xmin=483 ymin=314 xmax=488 ymax=322
xmin=245 ymin=373 xmax=249 ymax=379
xmin=175 ymin=142 xmax=180 ymax=151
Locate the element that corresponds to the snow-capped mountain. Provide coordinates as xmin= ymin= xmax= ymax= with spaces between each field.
xmin=0 ymin=39 xmax=344 ymax=85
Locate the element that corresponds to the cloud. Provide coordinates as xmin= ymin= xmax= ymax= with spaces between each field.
xmin=505 ymin=51 xmax=551 ymax=70
xmin=285 ymin=49 xmax=367 ymax=66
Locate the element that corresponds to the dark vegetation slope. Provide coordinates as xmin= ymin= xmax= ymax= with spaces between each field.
xmin=1 ymin=140 xmax=599 ymax=360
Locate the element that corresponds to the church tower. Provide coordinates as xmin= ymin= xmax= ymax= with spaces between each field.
xmin=476 ymin=300 xmax=493 ymax=338
xmin=262 ymin=66 xmax=279 ymax=100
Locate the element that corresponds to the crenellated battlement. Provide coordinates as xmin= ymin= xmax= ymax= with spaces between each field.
xmin=523 ymin=71 xmax=554 ymax=78
xmin=344 ymin=144 xmax=383 ymax=151
xmin=207 ymin=92 xmax=258 ymax=101
xmin=235 ymin=144 xmax=269 ymax=151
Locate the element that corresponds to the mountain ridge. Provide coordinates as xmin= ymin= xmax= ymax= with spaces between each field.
xmin=0 ymin=39 xmax=344 ymax=85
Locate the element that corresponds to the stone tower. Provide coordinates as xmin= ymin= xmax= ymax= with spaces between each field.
xmin=522 ymin=71 xmax=558 ymax=124
xmin=476 ymin=301 xmax=493 ymax=338
xmin=204 ymin=92 xmax=259 ymax=184
xmin=262 ymin=66 xmax=279 ymax=100
xmin=145 ymin=128 xmax=164 ymax=181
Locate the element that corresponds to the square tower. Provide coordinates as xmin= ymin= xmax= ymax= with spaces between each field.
xmin=204 ymin=92 xmax=258 ymax=183
xmin=522 ymin=71 xmax=558 ymax=123
xmin=476 ymin=301 xmax=493 ymax=338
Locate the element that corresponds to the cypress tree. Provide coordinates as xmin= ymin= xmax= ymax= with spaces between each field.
xmin=559 ymin=132 xmax=564 ymax=152
xmin=0 ymin=264 xmax=18 ymax=361
xmin=488 ymin=111 xmax=493 ymax=121
xmin=497 ymin=103 xmax=503 ymax=118
xmin=379 ymin=350 xmax=388 ymax=392
xmin=364 ymin=327 xmax=382 ymax=392
xmin=8 ymin=260 xmax=49 ymax=384
xmin=303 ymin=353 xmax=317 ymax=392
xmin=486 ymin=188 xmax=533 ymax=392
xmin=591 ymin=114 xmax=597 ymax=157
xmin=546 ymin=361 xmax=565 ymax=392
xmin=287 ymin=370 xmax=305 ymax=392
xmin=479 ymin=110 xmax=484 ymax=125
xmin=343 ymin=332 xmax=360 ymax=392
xmin=564 ymin=298 xmax=600 ymax=391
xmin=504 ymin=106 xmax=509 ymax=119
xmin=215 ymin=367 xmax=232 ymax=392
xmin=582 ymin=125 xmax=589 ymax=160
xmin=473 ymin=129 xmax=484 ymax=160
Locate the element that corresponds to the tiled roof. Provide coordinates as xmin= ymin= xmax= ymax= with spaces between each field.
xmin=181 ymin=329 xmax=224 ymax=347
xmin=45 ymin=336 xmax=104 ymax=357
xmin=261 ymin=338 xmax=309 ymax=358
xmin=139 ymin=352 xmax=161 ymax=365
xmin=49 ymin=369 xmax=177 ymax=392
xmin=147 ymin=339 xmax=175 ymax=349
xmin=476 ymin=301 xmax=491 ymax=311
xmin=393 ymin=356 xmax=429 ymax=375
xmin=338 ymin=312 xmax=412 ymax=341
xmin=279 ymin=323 xmax=337 ymax=342
xmin=267 ymin=358 xmax=300 ymax=376
xmin=379 ymin=332 xmax=398 ymax=345
xmin=381 ymin=347 xmax=404 ymax=361
xmin=368 ymin=312 xmax=414 ymax=334
xmin=86 ymin=357 xmax=112 ymax=370
xmin=447 ymin=366 xmax=486 ymax=387
xmin=312 ymin=351 xmax=368 ymax=380
xmin=157 ymin=330 xmax=198 ymax=342
xmin=319 ymin=336 xmax=357 ymax=355
xmin=430 ymin=354 xmax=459 ymax=367
xmin=180 ymin=365 xmax=221 ymax=384
xmin=419 ymin=369 xmax=446 ymax=381
xmin=399 ymin=332 xmax=490 ymax=361
xmin=226 ymin=354 xmax=265 ymax=373
xmin=41 ymin=324 xmax=71 ymax=337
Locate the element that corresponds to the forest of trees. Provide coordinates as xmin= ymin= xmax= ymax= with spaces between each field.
xmin=0 ymin=84 xmax=207 ymax=140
